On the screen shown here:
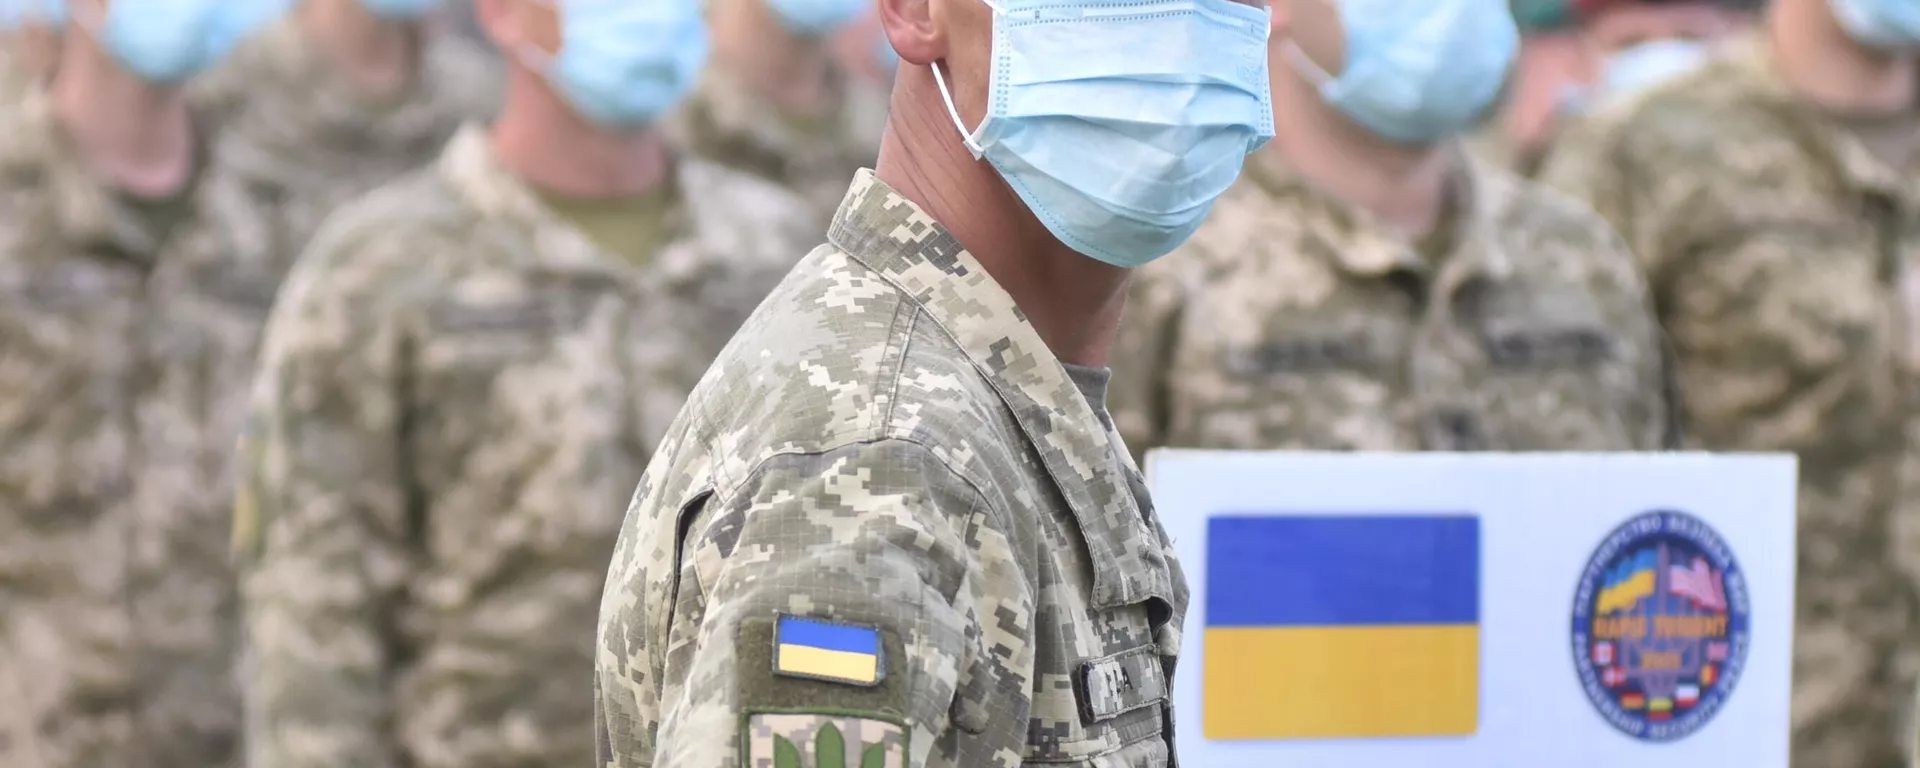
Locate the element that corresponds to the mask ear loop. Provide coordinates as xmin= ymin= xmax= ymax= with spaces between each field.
xmin=928 ymin=0 xmax=1002 ymax=158
xmin=929 ymin=61 xmax=987 ymax=157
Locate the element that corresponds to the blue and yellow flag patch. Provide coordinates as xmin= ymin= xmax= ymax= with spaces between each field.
xmin=1204 ymin=514 xmax=1482 ymax=740
xmin=772 ymin=615 xmax=885 ymax=687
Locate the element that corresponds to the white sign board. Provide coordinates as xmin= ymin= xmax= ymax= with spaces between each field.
xmin=1146 ymin=451 xmax=1796 ymax=768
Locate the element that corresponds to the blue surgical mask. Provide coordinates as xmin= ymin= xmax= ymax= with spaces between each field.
xmin=931 ymin=0 xmax=1274 ymax=269
xmin=83 ymin=0 xmax=225 ymax=83
xmin=522 ymin=0 xmax=708 ymax=129
xmin=1831 ymin=0 xmax=1920 ymax=50
xmin=358 ymin=0 xmax=443 ymax=20
xmin=1595 ymin=38 xmax=1709 ymax=105
xmin=765 ymin=0 xmax=866 ymax=35
xmin=1287 ymin=0 xmax=1519 ymax=145
xmin=0 ymin=0 xmax=66 ymax=29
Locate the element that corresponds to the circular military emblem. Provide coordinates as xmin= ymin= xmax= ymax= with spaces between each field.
xmin=1571 ymin=510 xmax=1750 ymax=742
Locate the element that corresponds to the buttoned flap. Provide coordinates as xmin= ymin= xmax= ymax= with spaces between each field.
xmin=1025 ymin=633 xmax=1173 ymax=765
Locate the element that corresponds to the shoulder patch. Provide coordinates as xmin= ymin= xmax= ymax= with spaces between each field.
xmin=742 ymin=710 xmax=907 ymax=768
xmin=773 ymin=614 xmax=885 ymax=687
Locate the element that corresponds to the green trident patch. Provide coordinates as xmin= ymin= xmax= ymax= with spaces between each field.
xmin=743 ymin=710 xmax=907 ymax=768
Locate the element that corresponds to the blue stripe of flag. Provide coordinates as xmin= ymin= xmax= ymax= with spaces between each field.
xmin=777 ymin=616 xmax=881 ymax=655
xmin=1207 ymin=515 xmax=1480 ymax=627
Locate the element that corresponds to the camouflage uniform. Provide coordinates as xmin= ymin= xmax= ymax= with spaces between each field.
xmin=0 ymin=83 xmax=275 ymax=768
xmin=236 ymin=125 xmax=815 ymax=768
xmin=1111 ymin=151 xmax=1675 ymax=460
xmin=189 ymin=13 xmax=500 ymax=276
xmin=595 ymin=170 xmax=1189 ymax=768
xmin=1539 ymin=36 xmax=1920 ymax=768
xmin=668 ymin=66 xmax=889 ymax=216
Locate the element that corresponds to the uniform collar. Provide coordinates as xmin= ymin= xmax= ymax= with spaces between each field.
xmin=0 ymin=83 xmax=198 ymax=263
xmin=825 ymin=170 xmax=1173 ymax=610
xmin=203 ymin=16 xmax=499 ymax=180
xmin=1242 ymin=145 xmax=1515 ymax=292
xmin=435 ymin=124 xmax=702 ymax=282
xmin=671 ymin=65 xmax=852 ymax=179
xmin=1717 ymin=33 xmax=1919 ymax=206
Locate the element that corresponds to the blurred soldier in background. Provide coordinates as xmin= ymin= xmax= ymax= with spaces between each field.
xmin=232 ymin=0 xmax=815 ymax=765
xmin=445 ymin=0 xmax=497 ymax=53
xmin=1111 ymin=0 xmax=1676 ymax=462
xmin=594 ymin=0 xmax=1273 ymax=759
xmin=191 ymin=0 xmax=500 ymax=279
xmin=1540 ymin=0 xmax=1920 ymax=762
xmin=1471 ymin=0 xmax=1756 ymax=175
xmin=671 ymin=0 xmax=890 ymax=214
xmin=0 ymin=0 xmax=61 ymax=85
xmin=0 ymin=1 xmax=275 ymax=766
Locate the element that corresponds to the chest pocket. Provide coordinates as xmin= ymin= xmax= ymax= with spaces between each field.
xmin=421 ymin=281 xmax=609 ymax=368
xmin=1227 ymin=332 xmax=1385 ymax=376
xmin=1469 ymin=286 xmax=1615 ymax=372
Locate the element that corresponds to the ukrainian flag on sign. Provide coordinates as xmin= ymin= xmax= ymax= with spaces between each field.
xmin=1204 ymin=515 xmax=1481 ymax=740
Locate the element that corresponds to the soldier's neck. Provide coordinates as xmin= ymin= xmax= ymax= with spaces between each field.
xmin=49 ymin=33 xmax=195 ymax=199
xmin=300 ymin=0 xmax=422 ymax=103
xmin=490 ymin=73 xmax=673 ymax=200
xmin=710 ymin=0 xmax=838 ymax=120
xmin=876 ymin=71 xmax=1128 ymax=369
xmin=1264 ymin=71 xmax=1453 ymax=240
xmin=1771 ymin=0 xmax=1916 ymax=115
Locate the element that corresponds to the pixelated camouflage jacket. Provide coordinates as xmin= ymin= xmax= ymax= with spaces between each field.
xmin=1540 ymin=35 xmax=1920 ymax=768
xmin=1111 ymin=148 xmax=1676 ymax=462
xmin=595 ymin=170 xmax=1190 ymax=767
xmin=667 ymin=64 xmax=889 ymax=218
xmin=189 ymin=13 xmax=501 ymax=284
xmin=0 ymin=82 xmax=277 ymax=768
xmin=236 ymin=124 xmax=816 ymax=768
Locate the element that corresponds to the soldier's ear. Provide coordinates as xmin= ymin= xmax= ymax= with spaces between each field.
xmin=879 ymin=0 xmax=940 ymax=66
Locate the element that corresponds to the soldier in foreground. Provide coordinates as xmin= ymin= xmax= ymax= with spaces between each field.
xmin=1111 ymin=0 xmax=1676 ymax=460
xmin=0 ymin=1 xmax=268 ymax=766
xmin=1539 ymin=0 xmax=1920 ymax=763
xmin=233 ymin=0 xmax=815 ymax=766
xmin=191 ymin=0 xmax=500 ymax=281
xmin=593 ymin=0 xmax=1274 ymax=762
xmin=671 ymin=0 xmax=890 ymax=215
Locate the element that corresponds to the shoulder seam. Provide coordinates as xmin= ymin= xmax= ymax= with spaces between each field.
xmin=880 ymin=304 xmax=917 ymax=432
xmin=706 ymin=436 xmax=998 ymax=532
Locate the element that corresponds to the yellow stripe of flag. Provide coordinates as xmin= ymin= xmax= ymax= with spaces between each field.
xmin=1204 ymin=624 xmax=1479 ymax=739
xmin=775 ymin=644 xmax=880 ymax=685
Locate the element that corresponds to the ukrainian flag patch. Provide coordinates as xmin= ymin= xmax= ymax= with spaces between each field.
xmin=1204 ymin=514 xmax=1482 ymax=740
xmin=772 ymin=615 xmax=885 ymax=687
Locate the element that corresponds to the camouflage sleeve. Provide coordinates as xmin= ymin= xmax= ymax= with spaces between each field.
xmin=237 ymin=228 xmax=417 ymax=768
xmin=1575 ymin=214 xmax=1683 ymax=450
xmin=1110 ymin=263 xmax=1187 ymax=466
xmin=1535 ymin=113 xmax=1707 ymax=286
xmin=648 ymin=439 xmax=1027 ymax=767
xmin=1537 ymin=117 xmax=1701 ymax=450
